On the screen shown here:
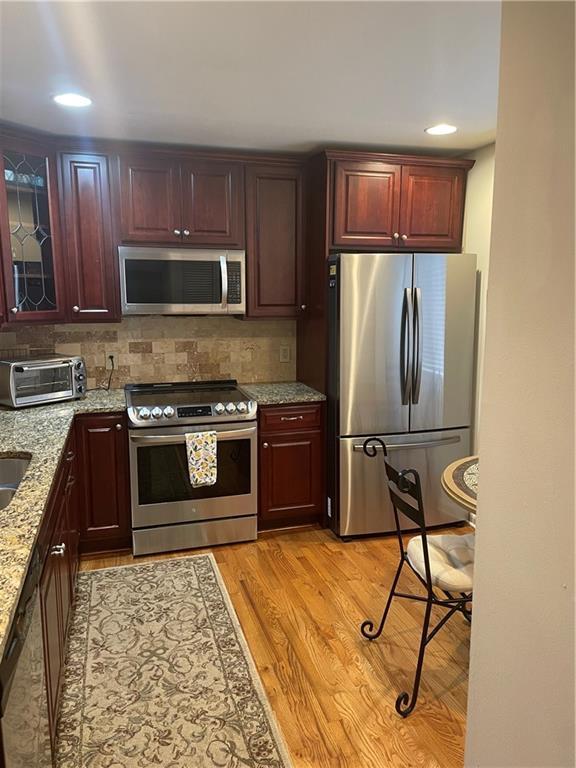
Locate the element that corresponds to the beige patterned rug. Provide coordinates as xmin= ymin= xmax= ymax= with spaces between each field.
xmin=56 ymin=554 xmax=292 ymax=768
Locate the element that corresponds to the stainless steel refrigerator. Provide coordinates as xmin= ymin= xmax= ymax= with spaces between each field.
xmin=327 ymin=252 xmax=477 ymax=536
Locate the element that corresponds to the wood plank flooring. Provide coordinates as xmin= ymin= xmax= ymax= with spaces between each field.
xmin=81 ymin=527 xmax=470 ymax=768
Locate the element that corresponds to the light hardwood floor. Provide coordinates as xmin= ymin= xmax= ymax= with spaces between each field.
xmin=81 ymin=526 xmax=471 ymax=768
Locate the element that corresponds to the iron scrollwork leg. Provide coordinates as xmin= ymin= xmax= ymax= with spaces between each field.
xmin=395 ymin=597 xmax=433 ymax=717
xmin=360 ymin=558 xmax=404 ymax=641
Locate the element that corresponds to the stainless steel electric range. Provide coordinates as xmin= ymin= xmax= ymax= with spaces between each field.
xmin=125 ymin=380 xmax=258 ymax=555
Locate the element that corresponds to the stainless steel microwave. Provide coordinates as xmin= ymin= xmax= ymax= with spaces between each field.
xmin=118 ymin=247 xmax=246 ymax=315
xmin=0 ymin=355 xmax=87 ymax=408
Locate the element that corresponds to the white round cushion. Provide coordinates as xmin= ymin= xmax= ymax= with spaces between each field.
xmin=406 ymin=533 xmax=475 ymax=594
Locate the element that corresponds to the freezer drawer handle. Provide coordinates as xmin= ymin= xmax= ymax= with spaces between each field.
xmin=352 ymin=435 xmax=461 ymax=452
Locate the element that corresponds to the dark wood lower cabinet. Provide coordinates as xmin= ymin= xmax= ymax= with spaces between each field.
xmin=39 ymin=429 xmax=79 ymax=752
xmin=75 ymin=413 xmax=131 ymax=554
xmin=258 ymin=403 xmax=325 ymax=529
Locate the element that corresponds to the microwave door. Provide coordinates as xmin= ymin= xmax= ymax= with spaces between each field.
xmin=119 ymin=247 xmax=245 ymax=315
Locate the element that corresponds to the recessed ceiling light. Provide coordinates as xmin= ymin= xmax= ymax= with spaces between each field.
xmin=53 ymin=93 xmax=92 ymax=108
xmin=425 ymin=123 xmax=458 ymax=136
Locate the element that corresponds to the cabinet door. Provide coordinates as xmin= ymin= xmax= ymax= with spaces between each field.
xmin=76 ymin=413 xmax=131 ymax=553
xmin=246 ymin=164 xmax=304 ymax=317
xmin=399 ymin=165 xmax=466 ymax=250
xmin=40 ymin=510 xmax=64 ymax=749
xmin=181 ymin=160 xmax=244 ymax=246
xmin=0 ymin=143 xmax=66 ymax=322
xmin=60 ymin=153 xmax=120 ymax=321
xmin=119 ymin=155 xmax=182 ymax=243
xmin=63 ymin=432 xmax=80 ymax=597
xmin=259 ymin=430 xmax=323 ymax=525
xmin=333 ymin=161 xmax=401 ymax=247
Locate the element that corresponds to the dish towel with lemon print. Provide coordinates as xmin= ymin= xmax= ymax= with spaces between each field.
xmin=185 ymin=431 xmax=217 ymax=487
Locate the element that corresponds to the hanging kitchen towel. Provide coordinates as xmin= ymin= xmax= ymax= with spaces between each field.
xmin=185 ymin=431 xmax=217 ymax=487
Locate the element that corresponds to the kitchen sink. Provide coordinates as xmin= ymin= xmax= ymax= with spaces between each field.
xmin=0 ymin=456 xmax=31 ymax=511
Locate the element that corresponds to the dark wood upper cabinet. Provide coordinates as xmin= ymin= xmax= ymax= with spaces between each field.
xmin=60 ymin=153 xmax=120 ymax=321
xmin=399 ymin=164 xmax=467 ymax=250
xmin=119 ymin=154 xmax=182 ymax=243
xmin=0 ymin=136 xmax=66 ymax=323
xmin=331 ymin=155 xmax=472 ymax=252
xmin=333 ymin=160 xmax=402 ymax=248
xmin=181 ymin=160 xmax=244 ymax=246
xmin=119 ymin=155 xmax=244 ymax=247
xmin=76 ymin=413 xmax=131 ymax=553
xmin=245 ymin=164 xmax=304 ymax=317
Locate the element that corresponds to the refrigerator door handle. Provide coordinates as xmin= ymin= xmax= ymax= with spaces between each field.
xmin=352 ymin=435 xmax=461 ymax=452
xmin=412 ymin=287 xmax=423 ymax=404
xmin=400 ymin=288 xmax=413 ymax=405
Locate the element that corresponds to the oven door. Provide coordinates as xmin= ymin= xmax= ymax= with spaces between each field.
xmin=129 ymin=422 xmax=257 ymax=528
xmin=11 ymin=362 xmax=74 ymax=407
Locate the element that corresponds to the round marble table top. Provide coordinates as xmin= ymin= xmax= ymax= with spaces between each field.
xmin=441 ymin=455 xmax=479 ymax=512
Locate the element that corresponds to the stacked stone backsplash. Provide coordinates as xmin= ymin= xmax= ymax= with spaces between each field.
xmin=0 ymin=316 xmax=296 ymax=391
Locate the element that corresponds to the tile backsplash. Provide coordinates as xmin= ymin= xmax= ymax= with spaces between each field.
xmin=0 ymin=316 xmax=296 ymax=390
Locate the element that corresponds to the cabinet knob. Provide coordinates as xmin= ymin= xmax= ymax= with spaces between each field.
xmin=10 ymin=306 xmax=18 ymax=314
xmin=51 ymin=543 xmax=66 ymax=557
xmin=115 ymin=423 xmax=122 ymax=431
xmin=183 ymin=229 xmax=190 ymax=236
xmin=301 ymin=304 xmax=307 ymax=311
xmin=401 ymin=234 xmax=408 ymax=241
xmin=72 ymin=305 xmax=80 ymax=313
xmin=262 ymin=442 xmax=269 ymax=448
xmin=393 ymin=232 xmax=400 ymax=240
xmin=174 ymin=229 xmax=181 ymax=236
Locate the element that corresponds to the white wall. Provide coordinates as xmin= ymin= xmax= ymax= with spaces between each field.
xmin=465 ymin=3 xmax=574 ymax=767
xmin=462 ymin=143 xmax=496 ymax=450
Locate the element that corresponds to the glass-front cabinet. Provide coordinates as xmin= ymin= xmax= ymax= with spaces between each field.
xmin=0 ymin=139 xmax=65 ymax=322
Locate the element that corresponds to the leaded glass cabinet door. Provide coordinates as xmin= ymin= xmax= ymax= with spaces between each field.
xmin=0 ymin=145 xmax=65 ymax=322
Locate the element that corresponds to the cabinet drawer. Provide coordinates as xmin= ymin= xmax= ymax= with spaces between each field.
xmin=259 ymin=403 xmax=323 ymax=433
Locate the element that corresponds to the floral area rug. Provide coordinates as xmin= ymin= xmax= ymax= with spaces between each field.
xmin=56 ymin=554 xmax=292 ymax=768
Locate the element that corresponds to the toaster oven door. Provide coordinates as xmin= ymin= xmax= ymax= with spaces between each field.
xmin=11 ymin=362 xmax=74 ymax=407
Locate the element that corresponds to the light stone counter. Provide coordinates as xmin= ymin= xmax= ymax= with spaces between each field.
xmin=242 ymin=382 xmax=325 ymax=406
xmin=0 ymin=389 xmax=125 ymax=657
xmin=0 ymin=382 xmax=325 ymax=656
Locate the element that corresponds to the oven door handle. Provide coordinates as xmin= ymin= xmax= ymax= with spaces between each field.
xmin=129 ymin=426 xmax=256 ymax=445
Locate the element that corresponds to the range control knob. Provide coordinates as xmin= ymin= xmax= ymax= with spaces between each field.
xmin=151 ymin=407 xmax=163 ymax=419
xmin=225 ymin=402 xmax=236 ymax=414
xmin=236 ymin=401 xmax=247 ymax=413
xmin=138 ymin=407 xmax=151 ymax=420
xmin=75 ymin=373 xmax=85 ymax=382
xmin=214 ymin=402 xmax=225 ymax=415
xmin=163 ymin=406 xmax=175 ymax=418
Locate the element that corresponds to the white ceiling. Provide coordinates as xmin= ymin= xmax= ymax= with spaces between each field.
xmin=0 ymin=1 xmax=501 ymax=152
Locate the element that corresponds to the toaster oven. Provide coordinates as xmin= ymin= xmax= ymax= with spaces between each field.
xmin=0 ymin=355 xmax=87 ymax=408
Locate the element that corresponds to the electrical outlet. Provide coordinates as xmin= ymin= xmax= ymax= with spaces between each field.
xmin=106 ymin=354 xmax=115 ymax=371
xmin=279 ymin=345 xmax=291 ymax=363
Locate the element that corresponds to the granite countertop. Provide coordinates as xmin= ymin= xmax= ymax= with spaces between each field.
xmin=242 ymin=382 xmax=325 ymax=406
xmin=0 ymin=389 xmax=125 ymax=658
xmin=0 ymin=382 xmax=324 ymax=658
